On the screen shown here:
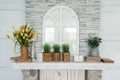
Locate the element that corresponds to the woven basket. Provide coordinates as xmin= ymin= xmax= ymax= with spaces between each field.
xmin=53 ymin=53 xmax=61 ymax=62
xmin=21 ymin=46 xmax=28 ymax=59
xmin=43 ymin=53 xmax=52 ymax=62
xmin=62 ymin=52 xmax=70 ymax=62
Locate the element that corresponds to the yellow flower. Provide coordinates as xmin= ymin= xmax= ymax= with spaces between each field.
xmin=20 ymin=32 xmax=23 ymax=36
xmin=21 ymin=25 xmax=25 ymax=29
xmin=8 ymin=23 xmax=35 ymax=47
xmin=17 ymin=31 xmax=20 ymax=34
xmin=22 ymin=30 xmax=25 ymax=33
xmin=14 ymin=36 xmax=17 ymax=40
xmin=6 ymin=34 xmax=10 ymax=39
xmin=26 ymin=29 xmax=30 ymax=33
xmin=25 ymin=36 xmax=29 ymax=41
xmin=31 ymin=32 xmax=35 ymax=38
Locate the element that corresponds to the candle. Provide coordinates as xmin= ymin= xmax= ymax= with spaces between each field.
xmin=31 ymin=41 xmax=35 ymax=61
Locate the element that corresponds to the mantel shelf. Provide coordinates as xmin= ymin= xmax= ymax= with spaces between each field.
xmin=10 ymin=61 xmax=120 ymax=70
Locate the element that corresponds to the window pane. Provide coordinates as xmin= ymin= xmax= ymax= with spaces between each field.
xmin=63 ymin=17 xmax=77 ymax=26
xmin=44 ymin=16 xmax=56 ymax=26
xmin=50 ymin=8 xmax=60 ymax=23
xmin=45 ymin=27 xmax=55 ymax=42
xmin=69 ymin=44 xmax=78 ymax=55
xmin=62 ymin=27 xmax=77 ymax=42
xmin=62 ymin=8 xmax=72 ymax=23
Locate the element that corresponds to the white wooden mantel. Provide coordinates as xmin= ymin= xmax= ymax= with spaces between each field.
xmin=10 ymin=62 xmax=120 ymax=80
xmin=10 ymin=62 xmax=119 ymax=70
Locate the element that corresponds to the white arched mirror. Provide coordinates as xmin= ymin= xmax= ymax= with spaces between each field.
xmin=43 ymin=5 xmax=79 ymax=56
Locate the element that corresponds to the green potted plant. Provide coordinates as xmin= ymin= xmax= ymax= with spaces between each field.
xmin=52 ymin=44 xmax=61 ymax=61
xmin=62 ymin=44 xmax=70 ymax=62
xmin=6 ymin=23 xmax=35 ymax=60
xmin=43 ymin=43 xmax=52 ymax=62
xmin=87 ymin=36 xmax=102 ymax=57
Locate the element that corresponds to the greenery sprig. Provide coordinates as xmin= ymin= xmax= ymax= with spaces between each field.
xmin=87 ymin=36 xmax=102 ymax=48
xmin=62 ymin=44 xmax=70 ymax=53
xmin=53 ymin=44 xmax=60 ymax=53
xmin=43 ymin=43 xmax=51 ymax=53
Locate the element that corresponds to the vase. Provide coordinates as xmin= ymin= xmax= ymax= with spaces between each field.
xmin=21 ymin=46 xmax=28 ymax=59
xmin=90 ymin=47 xmax=99 ymax=57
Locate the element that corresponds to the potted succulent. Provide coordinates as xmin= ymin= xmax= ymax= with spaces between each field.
xmin=52 ymin=44 xmax=61 ymax=61
xmin=62 ymin=44 xmax=70 ymax=62
xmin=43 ymin=43 xmax=52 ymax=62
xmin=87 ymin=36 xmax=102 ymax=57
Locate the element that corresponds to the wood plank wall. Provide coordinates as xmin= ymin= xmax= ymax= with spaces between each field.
xmin=40 ymin=70 xmax=85 ymax=80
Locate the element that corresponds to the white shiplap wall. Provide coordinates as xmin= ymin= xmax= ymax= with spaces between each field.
xmin=0 ymin=0 xmax=25 ymax=80
xmin=100 ymin=0 xmax=120 ymax=80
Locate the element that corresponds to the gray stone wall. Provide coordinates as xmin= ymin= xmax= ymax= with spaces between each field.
xmin=25 ymin=0 xmax=100 ymax=55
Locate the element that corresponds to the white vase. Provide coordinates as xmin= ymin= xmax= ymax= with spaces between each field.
xmin=90 ymin=47 xmax=99 ymax=57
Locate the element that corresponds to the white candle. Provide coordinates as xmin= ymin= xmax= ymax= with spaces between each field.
xmin=31 ymin=41 xmax=35 ymax=61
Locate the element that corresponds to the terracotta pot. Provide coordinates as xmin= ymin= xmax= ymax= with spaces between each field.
xmin=62 ymin=52 xmax=70 ymax=62
xmin=21 ymin=46 xmax=28 ymax=59
xmin=53 ymin=53 xmax=61 ymax=62
xmin=43 ymin=53 xmax=52 ymax=62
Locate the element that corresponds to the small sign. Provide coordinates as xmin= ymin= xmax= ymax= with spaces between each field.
xmin=74 ymin=55 xmax=84 ymax=62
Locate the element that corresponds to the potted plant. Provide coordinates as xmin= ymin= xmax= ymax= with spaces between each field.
xmin=52 ymin=44 xmax=61 ymax=61
xmin=43 ymin=43 xmax=52 ymax=62
xmin=87 ymin=36 xmax=102 ymax=57
xmin=6 ymin=23 xmax=35 ymax=60
xmin=62 ymin=44 xmax=70 ymax=62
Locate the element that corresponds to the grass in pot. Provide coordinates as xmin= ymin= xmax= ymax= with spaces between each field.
xmin=52 ymin=44 xmax=61 ymax=61
xmin=62 ymin=44 xmax=70 ymax=62
xmin=43 ymin=43 xmax=52 ymax=62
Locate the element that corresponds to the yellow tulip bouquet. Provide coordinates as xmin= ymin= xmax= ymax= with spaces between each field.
xmin=6 ymin=23 xmax=35 ymax=47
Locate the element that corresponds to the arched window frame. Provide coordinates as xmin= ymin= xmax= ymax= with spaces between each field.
xmin=43 ymin=5 xmax=79 ymax=55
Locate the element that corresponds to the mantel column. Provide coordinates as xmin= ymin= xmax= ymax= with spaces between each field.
xmin=22 ymin=70 xmax=38 ymax=80
xmin=86 ymin=70 xmax=102 ymax=80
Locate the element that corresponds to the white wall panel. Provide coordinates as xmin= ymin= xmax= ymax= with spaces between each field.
xmin=0 ymin=0 xmax=25 ymax=80
xmin=0 ymin=68 xmax=22 ymax=80
xmin=0 ymin=0 xmax=23 ymax=3
xmin=101 ymin=0 xmax=120 ymax=80
xmin=102 ymin=0 xmax=120 ymax=5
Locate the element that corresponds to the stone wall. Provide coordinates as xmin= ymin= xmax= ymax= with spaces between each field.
xmin=25 ymin=0 xmax=100 ymax=55
xmin=25 ymin=1 xmax=101 ymax=80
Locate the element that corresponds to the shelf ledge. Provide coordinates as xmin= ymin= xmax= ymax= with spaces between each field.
xmin=10 ymin=62 xmax=120 ymax=70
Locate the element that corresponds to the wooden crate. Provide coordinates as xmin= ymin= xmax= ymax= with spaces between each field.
xmin=101 ymin=58 xmax=114 ymax=63
xmin=10 ymin=56 xmax=32 ymax=63
xmin=86 ymin=56 xmax=101 ymax=62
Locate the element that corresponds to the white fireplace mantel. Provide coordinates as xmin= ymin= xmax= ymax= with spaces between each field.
xmin=10 ymin=62 xmax=120 ymax=70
